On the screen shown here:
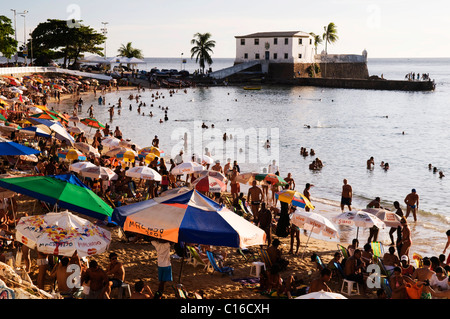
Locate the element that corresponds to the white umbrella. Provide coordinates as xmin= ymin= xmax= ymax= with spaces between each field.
xmin=171 ymin=161 xmax=205 ymax=175
xmin=68 ymin=115 xmax=80 ymax=124
xmin=125 ymin=166 xmax=162 ymax=181
xmin=104 ymin=146 xmax=129 ymax=157
xmin=67 ymin=126 xmax=84 ymax=134
xmin=69 ymin=161 xmax=97 ymax=173
xmin=193 ymin=153 xmax=214 ymax=165
xmin=291 ymin=211 xmax=339 ymax=258
xmin=80 ymin=166 xmax=118 ymax=180
xmin=193 ymin=170 xmax=228 ymax=183
xmin=332 ymin=210 xmax=385 ymax=239
xmin=362 ymin=208 xmax=402 ymax=228
xmin=102 ymin=136 xmax=121 ymax=149
xmin=295 ymin=290 xmax=347 ymax=299
xmin=15 ymin=210 xmax=111 ymax=257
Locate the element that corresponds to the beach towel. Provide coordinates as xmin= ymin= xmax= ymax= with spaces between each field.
xmin=232 ymin=277 xmax=260 ymax=289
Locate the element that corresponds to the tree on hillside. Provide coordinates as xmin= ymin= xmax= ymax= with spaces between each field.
xmin=0 ymin=15 xmax=18 ymax=59
xmin=309 ymin=32 xmax=323 ymax=55
xmin=322 ymin=22 xmax=339 ymax=54
xmin=117 ymin=42 xmax=144 ymax=59
xmin=29 ymin=19 xmax=105 ymax=68
xmin=190 ymin=32 xmax=216 ymax=74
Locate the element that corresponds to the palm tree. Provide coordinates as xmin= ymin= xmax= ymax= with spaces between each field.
xmin=190 ymin=32 xmax=216 ymax=74
xmin=322 ymin=23 xmax=339 ymax=54
xmin=117 ymin=42 xmax=144 ymax=59
xmin=309 ymin=32 xmax=323 ymax=55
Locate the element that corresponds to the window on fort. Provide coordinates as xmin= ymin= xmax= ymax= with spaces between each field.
xmin=244 ymin=53 xmax=248 ymax=59
xmin=274 ymin=38 xmax=278 ymax=45
xmin=255 ymin=53 xmax=260 ymax=59
xmin=284 ymin=53 xmax=288 ymax=59
xmin=310 ymin=39 xmax=312 ymax=45
xmin=298 ymin=53 xmax=302 ymax=59
xmin=298 ymin=38 xmax=303 ymax=45
xmin=254 ymin=39 xmax=259 ymax=45
xmin=284 ymin=38 xmax=289 ymax=45
xmin=273 ymin=53 xmax=278 ymax=59
xmin=241 ymin=39 xmax=245 ymax=45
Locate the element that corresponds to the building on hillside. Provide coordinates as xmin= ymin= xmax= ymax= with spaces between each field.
xmin=233 ymin=30 xmax=368 ymax=80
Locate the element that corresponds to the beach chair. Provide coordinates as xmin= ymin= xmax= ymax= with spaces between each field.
xmin=370 ymin=241 xmax=384 ymax=261
xmin=381 ymin=277 xmax=392 ymax=299
xmin=377 ymin=258 xmax=393 ymax=279
xmin=173 ymin=284 xmax=188 ymax=299
xmin=412 ymin=253 xmax=423 ymax=268
xmin=337 ymin=244 xmax=349 ymax=259
xmin=206 ymin=251 xmax=234 ymax=276
xmin=237 ymin=247 xmax=258 ymax=262
xmin=315 ymin=254 xmax=326 ymax=271
xmin=186 ymin=245 xmax=211 ymax=271
xmin=259 ymin=248 xmax=273 ymax=270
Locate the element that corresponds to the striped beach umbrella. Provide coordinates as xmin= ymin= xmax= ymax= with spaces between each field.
xmin=191 ymin=175 xmax=226 ymax=193
xmin=275 ymin=189 xmax=315 ymax=210
xmin=255 ymin=173 xmax=287 ymax=186
xmin=80 ymin=117 xmax=105 ymax=129
xmin=112 ymin=189 xmax=266 ymax=248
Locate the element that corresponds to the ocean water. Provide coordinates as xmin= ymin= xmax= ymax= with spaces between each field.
xmin=54 ymin=57 xmax=450 ymax=257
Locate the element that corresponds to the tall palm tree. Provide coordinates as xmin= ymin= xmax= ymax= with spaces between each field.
xmin=117 ymin=42 xmax=143 ymax=59
xmin=190 ymin=32 xmax=216 ymax=74
xmin=309 ymin=32 xmax=323 ymax=55
xmin=322 ymin=23 xmax=339 ymax=54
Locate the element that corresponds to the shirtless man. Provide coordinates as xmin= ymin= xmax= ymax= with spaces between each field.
xmin=411 ymin=259 xmax=435 ymax=282
xmin=309 ymin=268 xmax=332 ymax=293
xmin=130 ymin=280 xmax=154 ymax=299
xmin=211 ymin=160 xmax=223 ymax=174
xmin=103 ymin=252 xmax=125 ymax=298
xmin=50 ymin=257 xmax=73 ymax=297
xmin=303 ymin=183 xmax=312 ymax=212
xmin=404 ymin=189 xmax=419 ymax=221
xmin=81 ymin=260 xmax=108 ymax=299
xmin=340 ymin=179 xmax=352 ymax=212
xmin=367 ymin=156 xmax=374 ymax=169
xmin=247 ymin=180 xmax=264 ymax=223
xmin=284 ymin=173 xmax=295 ymax=190
xmin=230 ymin=166 xmax=240 ymax=201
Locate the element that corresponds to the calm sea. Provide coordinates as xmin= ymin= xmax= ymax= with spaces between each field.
xmin=55 ymin=57 xmax=450 ymax=256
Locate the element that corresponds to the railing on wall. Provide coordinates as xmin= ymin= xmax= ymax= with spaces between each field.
xmin=0 ymin=66 xmax=112 ymax=81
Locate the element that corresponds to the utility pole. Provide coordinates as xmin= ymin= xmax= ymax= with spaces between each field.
xmin=101 ymin=22 xmax=108 ymax=58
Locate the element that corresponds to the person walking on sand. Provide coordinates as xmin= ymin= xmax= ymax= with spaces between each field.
xmin=404 ymin=189 xmax=419 ymax=221
xmin=151 ymin=238 xmax=172 ymax=296
xmin=399 ymin=218 xmax=412 ymax=258
xmin=340 ymin=179 xmax=352 ymax=212
xmin=248 ymin=180 xmax=264 ymax=223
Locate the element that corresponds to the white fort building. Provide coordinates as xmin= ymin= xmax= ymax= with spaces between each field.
xmin=224 ymin=30 xmax=368 ymax=80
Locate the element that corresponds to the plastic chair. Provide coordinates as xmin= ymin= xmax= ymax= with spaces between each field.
xmin=206 ymin=251 xmax=233 ymax=276
xmin=341 ymin=279 xmax=360 ymax=296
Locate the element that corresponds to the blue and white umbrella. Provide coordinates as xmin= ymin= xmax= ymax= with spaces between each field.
xmin=112 ymin=189 xmax=266 ymax=248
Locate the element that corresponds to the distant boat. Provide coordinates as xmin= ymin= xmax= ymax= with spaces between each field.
xmin=243 ymin=86 xmax=261 ymax=90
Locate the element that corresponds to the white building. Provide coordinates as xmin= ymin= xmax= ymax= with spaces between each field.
xmin=234 ymin=31 xmax=316 ymax=64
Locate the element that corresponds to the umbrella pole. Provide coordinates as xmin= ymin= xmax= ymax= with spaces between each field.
xmin=178 ymin=243 xmax=187 ymax=284
xmin=301 ymin=225 xmax=315 ymax=259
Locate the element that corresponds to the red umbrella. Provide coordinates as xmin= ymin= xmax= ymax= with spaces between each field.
xmin=191 ymin=176 xmax=226 ymax=193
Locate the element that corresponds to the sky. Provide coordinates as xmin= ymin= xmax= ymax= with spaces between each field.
xmin=2 ymin=0 xmax=450 ymax=59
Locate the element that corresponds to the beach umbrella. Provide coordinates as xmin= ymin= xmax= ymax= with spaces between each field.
xmin=194 ymin=170 xmax=228 ymax=183
xmin=255 ymin=173 xmax=287 ymax=186
xmin=58 ymin=149 xmax=87 ymax=161
xmin=191 ymin=175 xmax=226 ymax=193
xmin=111 ymin=189 xmax=266 ymax=248
xmin=20 ymin=126 xmax=52 ymax=138
xmin=362 ymin=208 xmax=402 ymax=228
xmin=68 ymin=115 xmax=80 ymax=124
xmin=144 ymin=152 xmax=159 ymax=164
xmin=115 ymin=149 xmax=137 ymax=163
xmin=119 ymin=140 xmax=140 ymax=150
xmin=27 ymin=106 xmax=43 ymax=114
xmin=15 ymin=210 xmax=111 ymax=257
xmin=27 ymin=118 xmax=75 ymax=146
xmin=290 ymin=210 xmax=339 ymax=258
xmin=104 ymin=146 xmax=129 ymax=157
xmin=0 ymin=139 xmax=40 ymax=156
xmin=171 ymin=161 xmax=205 ymax=175
xmin=235 ymin=172 xmax=257 ymax=184
xmin=74 ymin=142 xmax=100 ymax=157
xmin=0 ymin=174 xmax=113 ymax=220
xmin=69 ymin=161 xmax=97 ymax=173
xmin=19 ymin=154 xmax=39 ymax=163
xmin=102 ymin=137 xmax=121 ymax=149
xmin=67 ymin=126 xmax=84 ymax=135
xmin=125 ymin=166 xmax=162 ymax=181
xmin=332 ymin=210 xmax=385 ymax=239
xmin=275 ymin=189 xmax=315 ymax=210
xmin=29 ymin=111 xmax=60 ymax=122
xmin=80 ymin=117 xmax=105 ymax=130
xmin=79 ymin=166 xmax=118 ymax=181
xmin=295 ymin=290 xmax=347 ymax=299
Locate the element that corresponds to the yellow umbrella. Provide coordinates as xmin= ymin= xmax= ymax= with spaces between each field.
xmin=123 ymin=150 xmax=137 ymax=163
xmin=144 ymin=153 xmax=157 ymax=164
xmin=275 ymin=189 xmax=315 ymax=210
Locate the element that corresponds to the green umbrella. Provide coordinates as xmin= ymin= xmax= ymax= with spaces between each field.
xmin=0 ymin=174 xmax=113 ymax=220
